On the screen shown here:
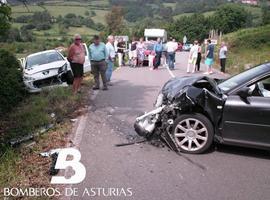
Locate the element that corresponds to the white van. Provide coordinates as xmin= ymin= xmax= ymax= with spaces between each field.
xmin=144 ymin=29 xmax=167 ymax=43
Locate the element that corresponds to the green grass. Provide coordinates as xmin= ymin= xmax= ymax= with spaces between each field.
xmin=0 ymin=74 xmax=93 ymax=190
xmin=1 ymin=87 xmax=82 ymax=143
xmin=43 ymin=5 xmax=89 ymax=17
xmin=173 ymin=4 xmax=262 ymax=22
xmin=0 ymin=148 xmax=20 ymax=188
xmin=163 ymin=2 xmax=177 ymax=10
xmin=91 ymin=9 xmax=108 ymax=24
xmin=173 ymin=11 xmax=214 ymax=20
xmin=223 ymin=25 xmax=270 ymax=74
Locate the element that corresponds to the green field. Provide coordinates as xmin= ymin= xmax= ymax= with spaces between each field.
xmin=11 ymin=1 xmax=108 ymax=45
xmin=11 ymin=1 xmax=109 ymax=24
xmin=173 ymin=4 xmax=262 ymax=22
xmin=173 ymin=11 xmax=214 ymax=20
xmin=163 ymin=2 xmax=177 ymax=10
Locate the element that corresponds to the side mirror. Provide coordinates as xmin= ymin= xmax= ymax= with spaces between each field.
xmin=236 ymin=87 xmax=251 ymax=99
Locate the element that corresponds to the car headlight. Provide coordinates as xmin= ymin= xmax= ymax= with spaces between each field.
xmin=23 ymin=76 xmax=35 ymax=81
xmin=58 ymin=63 xmax=67 ymax=73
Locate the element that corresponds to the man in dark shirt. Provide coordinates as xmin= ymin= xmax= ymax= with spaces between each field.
xmin=117 ymin=38 xmax=126 ymax=67
xmin=153 ymin=38 xmax=163 ymax=70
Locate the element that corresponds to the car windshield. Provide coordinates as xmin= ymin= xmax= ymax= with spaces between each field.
xmin=145 ymin=43 xmax=154 ymax=50
xmin=218 ymin=64 xmax=267 ymax=92
xmin=26 ymin=51 xmax=64 ymax=69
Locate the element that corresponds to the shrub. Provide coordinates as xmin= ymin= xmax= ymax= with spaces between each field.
xmin=0 ymin=49 xmax=25 ymax=116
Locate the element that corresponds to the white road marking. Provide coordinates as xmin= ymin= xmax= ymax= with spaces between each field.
xmin=165 ymin=64 xmax=176 ymax=78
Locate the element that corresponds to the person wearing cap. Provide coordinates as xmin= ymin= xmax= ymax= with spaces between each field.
xmin=89 ymin=35 xmax=108 ymax=90
xmin=67 ymin=34 xmax=85 ymax=94
xmin=106 ymin=35 xmax=116 ymax=84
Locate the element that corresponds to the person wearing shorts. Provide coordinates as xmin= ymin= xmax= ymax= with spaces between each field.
xmin=204 ymin=39 xmax=214 ymax=74
xmin=68 ymin=34 xmax=85 ymax=94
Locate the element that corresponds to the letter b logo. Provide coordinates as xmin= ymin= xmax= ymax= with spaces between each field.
xmin=51 ymin=148 xmax=86 ymax=184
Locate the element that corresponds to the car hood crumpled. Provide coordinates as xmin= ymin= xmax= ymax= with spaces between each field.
xmin=161 ymin=76 xmax=225 ymax=126
xmin=24 ymin=60 xmax=67 ymax=76
xmin=161 ymin=76 xmax=219 ymax=101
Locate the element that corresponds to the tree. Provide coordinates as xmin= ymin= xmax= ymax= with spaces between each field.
xmin=0 ymin=4 xmax=11 ymax=37
xmin=211 ymin=4 xmax=250 ymax=34
xmin=261 ymin=0 xmax=270 ymax=25
xmin=0 ymin=49 xmax=25 ymax=115
xmin=105 ymin=6 xmax=125 ymax=35
xmin=167 ymin=14 xmax=210 ymax=42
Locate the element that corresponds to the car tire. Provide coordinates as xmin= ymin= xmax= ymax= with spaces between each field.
xmin=172 ymin=113 xmax=214 ymax=154
xmin=65 ymin=70 xmax=74 ymax=85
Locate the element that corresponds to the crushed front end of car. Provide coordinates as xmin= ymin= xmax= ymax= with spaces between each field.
xmin=23 ymin=61 xmax=73 ymax=93
xmin=134 ymin=76 xmax=225 ymax=153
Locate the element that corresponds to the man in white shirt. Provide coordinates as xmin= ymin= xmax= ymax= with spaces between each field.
xmin=219 ymin=41 xmax=228 ymax=74
xmin=106 ymin=35 xmax=116 ymax=83
xmin=166 ymin=38 xmax=178 ymax=69
xmin=187 ymin=40 xmax=199 ymax=73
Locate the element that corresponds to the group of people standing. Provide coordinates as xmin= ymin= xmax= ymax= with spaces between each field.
xmin=68 ymin=34 xmax=115 ymax=93
xmin=129 ymin=37 xmax=179 ymax=70
xmin=187 ymin=39 xmax=228 ymax=75
xmin=67 ymin=33 xmax=228 ymax=94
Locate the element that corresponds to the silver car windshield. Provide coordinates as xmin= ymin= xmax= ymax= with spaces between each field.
xmin=218 ymin=65 xmax=266 ymax=93
xmin=26 ymin=51 xmax=64 ymax=69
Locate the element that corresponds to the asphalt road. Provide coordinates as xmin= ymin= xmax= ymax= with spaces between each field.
xmin=72 ymin=52 xmax=270 ymax=200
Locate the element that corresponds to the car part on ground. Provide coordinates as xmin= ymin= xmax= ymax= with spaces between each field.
xmin=9 ymin=124 xmax=54 ymax=147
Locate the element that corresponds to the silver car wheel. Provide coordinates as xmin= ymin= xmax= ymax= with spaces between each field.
xmin=174 ymin=118 xmax=208 ymax=152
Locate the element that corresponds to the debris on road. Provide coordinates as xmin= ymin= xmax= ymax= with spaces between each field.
xmin=40 ymin=148 xmax=62 ymax=176
xmin=115 ymin=139 xmax=147 ymax=147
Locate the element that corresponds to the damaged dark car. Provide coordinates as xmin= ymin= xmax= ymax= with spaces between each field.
xmin=135 ymin=63 xmax=270 ymax=154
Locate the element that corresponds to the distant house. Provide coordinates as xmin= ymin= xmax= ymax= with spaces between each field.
xmin=241 ymin=0 xmax=258 ymax=5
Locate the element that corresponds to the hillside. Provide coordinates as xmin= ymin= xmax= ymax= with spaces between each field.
xmin=223 ymin=25 xmax=270 ymax=74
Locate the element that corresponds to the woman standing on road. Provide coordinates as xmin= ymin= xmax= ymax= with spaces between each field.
xmin=137 ymin=37 xmax=145 ymax=67
xmin=117 ymin=38 xmax=125 ymax=67
xmin=219 ymin=41 xmax=228 ymax=74
xmin=187 ymin=40 xmax=199 ymax=73
xmin=196 ymin=42 xmax=202 ymax=71
xmin=129 ymin=37 xmax=138 ymax=67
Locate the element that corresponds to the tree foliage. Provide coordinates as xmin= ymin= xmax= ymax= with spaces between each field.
xmin=212 ymin=4 xmax=250 ymax=34
xmin=167 ymin=14 xmax=210 ymax=42
xmin=174 ymin=0 xmax=227 ymax=14
xmin=261 ymin=0 xmax=270 ymax=25
xmin=105 ymin=6 xmax=126 ymax=35
xmin=0 ymin=49 xmax=25 ymax=115
xmin=0 ymin=4 xmax=11 ymax=37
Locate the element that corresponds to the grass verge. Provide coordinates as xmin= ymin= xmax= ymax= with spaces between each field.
xmin=0 ymin=74 xmax=93 ymax=199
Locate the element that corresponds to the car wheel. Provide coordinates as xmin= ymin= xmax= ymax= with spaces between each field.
xmin=172 ymin=113 xmax=214 ymax=154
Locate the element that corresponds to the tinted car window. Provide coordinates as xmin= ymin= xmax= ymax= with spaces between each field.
xmin=26 ymin=51 xmax=64 ymax=69
xmin=145 ymin=43 xmax=154 ymax=51
xmin=218 ymin=64 xmax=269 ymax=93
